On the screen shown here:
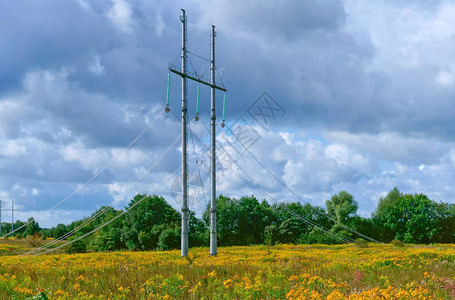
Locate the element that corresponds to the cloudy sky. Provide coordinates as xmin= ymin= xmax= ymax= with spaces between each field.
xmin=1 ymin=0 xmax=455 ymax=228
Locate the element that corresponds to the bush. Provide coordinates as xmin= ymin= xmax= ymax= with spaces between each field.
xmin=15 ymin=233 xmax=23 ymax=239
xmin=355 ymin=238 xmax=368 ymax=248
xmin=26 ymin=232 xmax=43 ymax=247
xmin=391 ymin=239 xmax=404 ymax=247
xmin=65 ymin=238 xmax=87 ymax=254
xmin=299 ymin=228 xmax=339 ymax=245
xmin=264 ymin=224 xmax=278 ymax=247
xmin=157 ymin=228 xmax=180 ymax=251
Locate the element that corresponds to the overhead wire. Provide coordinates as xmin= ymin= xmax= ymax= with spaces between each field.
xmin=188 ymin=122 xmax=208 ymax=207
xmin=188 ymin=56 xmax=199 ymax=78
xmin=169 ymin=106 xmax=210 ymax=208
xmin=3 ymin=109 xmax=166 ymax=239
xmin=33 ymin=193 xmax=150 ymax=256
xmin=215 ymin=69 xmax=226 ymax=89
xmin=187 ymin=50 xmax=211 ymax=62
xmin=27 ymin=109 xmax=199 ymax=256
xmin=23 ymin=131 xmax=182 ymax=256
xmin=186 ymin=51 xmax=211 ymax=83
xmin=194 ymin=119 xmax=354 ymax=244
xmin=219 ymin=159 xmax=354 ymax=244
xmin=223 ymin=123 xmax=381 ymax=243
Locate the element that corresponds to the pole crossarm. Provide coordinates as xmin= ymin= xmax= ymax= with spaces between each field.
xmin=169 ymin=64 xmax=227 ymax=92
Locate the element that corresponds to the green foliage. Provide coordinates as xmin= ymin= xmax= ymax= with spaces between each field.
xmin=278 ymin=219 xmax=301 ymax=244
xmin=13 ymin=187 xmax=455 ymax=253
xmin=26 ymin=232 xmax=43 ymax=247
xmin=355 ymin=238 xmax=368 ymax=248
xmin=32 ymin=291 xmax=48 ymax=300
xmin=203 ymin=195 xmax=274 ymax=246
xmin=264 ymin=224 xmax=278 ymax=246
xmin=121 ymin=194 xmax=180 ymax=250
xmin=301 ymin=228 xmax=338 ymax=244
xmin=189 ymin=211 xmax=207 ymax=247
xmin=326 ymin=191 xmax=358 ymax=225
xmin=391 ymin=239 xmax=404 ymax=247
xmin=157 ymin=228 xmax=180 ymax=250
xmin=272 ymin=202 xmax=332 ymax=244
xmin=89 ymin=206 xmax=126 ymax=251
xmin=24 ymin=217 xmax=40 ymax=237
xmin=373 ymin=188 xmax=444 ymax=243
xmin=65 ymin=238 xmax=87 ymax=254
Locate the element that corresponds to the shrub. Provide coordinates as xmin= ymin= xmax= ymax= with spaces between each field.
xmin=65 ymin=238 xmax=87 ymax=254
xmin=264 ymin=224 xmax=277 ymax=247
xmin=157 ymin=228 xmax=180 ymax=251
xmin=26 ymin=232 xmax=43 ymax=247
xmin=355 ymin=238 xmax=368 ymax=248
xmin=391 ymin=239 xmax=404 ymax=247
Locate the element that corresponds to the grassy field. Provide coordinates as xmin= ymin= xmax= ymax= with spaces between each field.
xmin=0 ymin=242 xmax=454 ymax=299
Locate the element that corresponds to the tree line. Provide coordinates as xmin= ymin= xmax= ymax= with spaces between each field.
xmin=2 ymin=187 xmax=455 ymax=252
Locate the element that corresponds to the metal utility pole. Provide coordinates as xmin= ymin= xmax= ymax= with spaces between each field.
xmin=168 ymin=9 xmax=226 ymax=257
xmin=180 ymin=9 xmax=189 ymax=258
xmin=0 ymin=200 xmax=16 ymax=236
xmin=210 ymin=25 xmax=217 ymax=256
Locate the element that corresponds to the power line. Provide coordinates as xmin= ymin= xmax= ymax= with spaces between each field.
xmin=3 ymin=109 xmax=166 ymax=239
xmin=221 ymin=160 xmax=354 ymax=244
xmin=33 ymin=193 xmax=149 ymax=256
xmin=32 ymin=161 xmax=188 ymax=257
xmin=188 ymin=122 xmax=208 ymax=207
xmin=23 ymin=131 xmax=182 ymax=256
xmin=25 ymin=111 xmax=202 ymax=256
xmin=192 ymin=121 xmax=354 ymax=244
xmin=187 ymin=50 xmax=211 ymax=62
xmin=223 ymin=124 xmax=381 ymax=243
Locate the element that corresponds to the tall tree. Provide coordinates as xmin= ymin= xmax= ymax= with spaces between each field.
xmin=24 ymin=217 xmax=40 ymax=237
xmin=121 ymin=194 xmax=180 ymax=250
xmin=373 ymin=188 xmax=440 ymax=243
xmin=326 ymin=191 xmax=358 ymax=227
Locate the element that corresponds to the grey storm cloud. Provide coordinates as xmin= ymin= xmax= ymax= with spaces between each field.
xmin=1 ymin=0 xmax=455 ymax=227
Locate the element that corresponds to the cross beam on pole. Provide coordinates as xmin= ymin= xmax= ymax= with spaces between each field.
xmin=169 ymin=64 xmax=227 ymax=92
xmin=169 ymin=9 xmax=227 ymax=257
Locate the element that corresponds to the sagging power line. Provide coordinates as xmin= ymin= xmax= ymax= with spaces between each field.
xmin=17 ymin=8 xmax=382 ymax=258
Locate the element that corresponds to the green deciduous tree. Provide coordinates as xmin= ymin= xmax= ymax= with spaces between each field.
xmin=24 ymin=217 xmax=40 ymax=237
xmin=121 ymin=194 xmax=180 ymax=250
xmin=157 ymin=228 xmax=180 ymax=250
xmin=373 ymin=188 xmax=441 ymax=243
xmin=203 ymin=195 xmax=274 ymax=246
xmin=326 ymin=191 xmax=358 ymax=224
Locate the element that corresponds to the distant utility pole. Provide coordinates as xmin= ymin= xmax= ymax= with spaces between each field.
xmin=168 ymin=9 xmax=226 ymax=257
xmin=0 ymin=200 xmax=16 ymax=236
xmin=12 ymin=199 xmax=14 ymax=233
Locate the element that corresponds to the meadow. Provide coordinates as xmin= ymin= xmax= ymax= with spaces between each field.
xmin=0 ymin=243 xmax=454 ymax=299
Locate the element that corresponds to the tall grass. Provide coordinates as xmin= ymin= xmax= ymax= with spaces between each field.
xmin=0 ymin=243 xmax=454 ymax=299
